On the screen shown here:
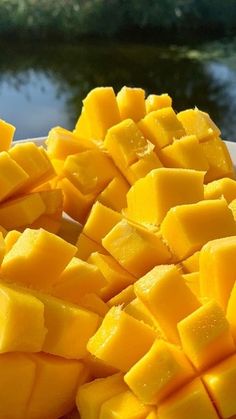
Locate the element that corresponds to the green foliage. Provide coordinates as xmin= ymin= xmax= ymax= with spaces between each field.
xmin=0 ymin=0 xmax=236 ymax=40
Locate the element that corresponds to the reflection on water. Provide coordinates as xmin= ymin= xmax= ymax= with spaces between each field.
xmin=1 ymin=40 xmax=236 ymax=140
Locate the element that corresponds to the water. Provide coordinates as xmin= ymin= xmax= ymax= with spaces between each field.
xmin=1 ymin=39 xmax=236 ymax=140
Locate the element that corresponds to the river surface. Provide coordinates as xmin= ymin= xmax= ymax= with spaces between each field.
xmin=1 ymin=39 xmax=236 ymax=140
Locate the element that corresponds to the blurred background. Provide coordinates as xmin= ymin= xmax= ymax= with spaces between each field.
xmin=1 ymin=0 xmax=236 ymax=140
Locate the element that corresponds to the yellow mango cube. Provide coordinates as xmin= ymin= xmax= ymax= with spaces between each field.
xmin=27 ymin=353 xmax=85 ymax=419
xmin=9 ymin=143 xmax=55 ymax=190
xmin=160 ymin=199 xmax=236 ymax=261
xmin=135 ymin=265 xmax=200 ymax=343
xmin=51 ymin=256 xmax=106 ymax=304
xmin=124 ymin=339 xmax=194 ymax=404
xmin=178 ymin=300 xmax=235 ymax=371
xmin=107 ymin=285 xmax=136 ymax=308
xmin=34 ymin=291 xmax=100 ymax=359
xmin=0 ymin=282 xmax=46 ymax=353
xmin=204 ymin=177 xmax=236 ymax=202
xmin=38 ymin=188 xmax=63 ymax=215
xmin=97 ymin=175 xmax=129 ymax=212
xmin=0 ymin=192 xmax=46 ymax=230
xmin=84 ymin=353 xmax=118 ymax=379
xmin=87 ymin=306 xmax=156 ymax=372
xmin=59 ymin=178 xmax=95 ymax=224
xmin=177 ymin=108 xmax=221 ymax=142
xmin=226 ymin=280 xmax=236 ymax=342
xmin=102 ymin=219 xmax=171 ymax=277
xmin=58 ymin=217 xmax=82 ymax=245
xmin=200 ymin=236 xmax=236 ymax=309
xmin=74 ymin=106 xmax=91 ymax=139
xmin=182 ymin=272 xmax=200 ymax=298
xmin=126 ymin=168 xmax=204 ymax=226
xmin=4 ymin=230 xmax=21 ymax=253
xmin=0 ymin=119 xmax=15 ymax=150
xmin=83 ymin=201 xmax=122 ymax=245
xmin=104 ymin=119 xmax=151 ymax=170
xmin=46 ymin=125 xmax=94 ymax=159
xmin=125 ymin=298 xmax=165 ymax=336
xmin=77 ymin=293 xmax=109 ymax=317
xmin=0 ymin=353 xmax=35 ymax=419
xmin=127 ymin=150 xmax=163 ymax=185
xmin=158 ymin=378 xmax=219 ymax=419
xmin=100 ymin=390 xmax=151 ymax=419
xmin=181 ymin=250 xmax=200 ymax=273
xmin=146 ymin=94 xmax=172 ymax=113
xmin=203 ymin=354 xmax=236 ymax=419
xmin=200 ymin=137 xmax=234 ymax=183
xmin=1 ymin=228 xmax=77 ymax=290
xmin=117 ymin=86 xmax=146 ymax=122
xmin=63 ymin=149 xmax=119 ymax=195
xmin=229 ymin=198 xmax=236 ymax=221
xmin=83 ymin=87 xmax=121 ymax=140
xmin=159 ymin=135 xmax=209 ymax=171
xmin=0 ymin=151 xmax=29 ymax=202
xmin=138 ymin=107 xmax=185 ymax=150
xmin=88 ymin=252 xmax=135 ymax=301
xmin=77 ymin=373 xmax=127 ymax=419
xmin=76 ymin=233 xmax=107 ymax=260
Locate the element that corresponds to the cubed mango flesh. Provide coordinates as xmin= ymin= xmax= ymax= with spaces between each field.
xmin=74 ymin=106 xmax=92 ymax=139
xmin=0 ymin=353 xmax=35 ymax=419
xmin=0 ymin=119 xmax=15 ymax=151
xmin=158 ymin=378 xmax=219 ymax=419
xmin=87 ymin=306 xmax=156 ymax=372
xmin=77 ymin=373 xmax=127 ymax=419
xmin=0 ymin=151 xmax=29 ymax=202
xmin=177 ymin=108 xmax=221 ymax=142
xmin=34 ymin=291 xmax=100 ymax=359
xmin=97 ymin=175 xmax=129 ymax=212
xmin=4 ymin=230 xmax=21 ymax=253
xmin=124 ymin=339 xmax=194 ymax=404
xmin=63 ymin=149 xmax=119 ymax=195
xmin=9 ymin=143 xmax=55 ymax=190
xmin=128 ymin=150 xmax=163 ymax=185
xmin=126 ymin=168 xmax=204 ymax=226
xmin=27 ymin=353 xmax=85 ymax=419
xmin=107 ymin=285 xmax=136 ymax=308
xmin=46 ymin=125 xmax=94 ymax=159
xmin=102 ymin=219 xmax=171 ymax=277
xmin=159 ymin=135 xmax=209 ymax=171
xmin=200 ymin=236 xmax=236 ymax=309
xmin=203 ymin=354 xmax=236 ymax=419
xmin=100 ymin=390 xmax=151 ymax=419
xmin=88 ymin=252 xmax=135 ymax=301
xmin=182 ymin=272 xmax=200 ymax=298
xmin=59 ymin=177 xmax=95 ymax=224
xmin=204 ymin=177 xmax=236 ymax=202
xmin=178 ymin=300 xmax=235 ymax=371
xmin=51 ymin=256 xmax=106 ymax=304
xmin=135 ymin=265 xmax=200 ymax=343
xmin=160 ymin=199 xmax=236 ymax=261
xmin=124 ymin=298 xmax=165 ymax=336
xmin=76 ymin=233 xmax=107 ymax=260
xmin=0 ymin=192 xmax=46 ymax=230
xmin=1 ymin=228 xmax=77 ymax=290
xmin=145 ymin=94 xmax=172 ymax=113
xmin=0 ymin=282 xmax=46 ymax=353
xmin=138 ymin=108 xmax=185 ymax=150
xmin=82 ymin=87 xmax=121 ymax=140
xmin=200 ymin=137 xmax=234 ymax=183
xmin=117 ymin=86 xmax=146 ymax=122
xmin=181 ymin=251 xmax=200 ymax=273
xmin=83 ymin=201 xmax=122 ymax=245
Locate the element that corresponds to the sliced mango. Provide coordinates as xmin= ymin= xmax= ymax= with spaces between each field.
xmin=97 ymin=175 xmax=129 ymax=212
xmin=160 ymin=199 xmax=236 ymax=261
xmin=135 ymin=265 xmax=200 ymax=343
xmin=100 ymin=390 xmax=151 ymax=419
xmin=87 ymin=306 xmax=156 ymax=372
xmin=102 ymin=219 xmax=171 ymax=277
xmin=0 ymin=119 xmax=15 ymax=150
xmin=124 ymin=339 xmax=194 ymax=404
xmin=117 ymin=86 xmax=146 ymax=122
xmin=126 ymin=168 xmax=204 ymax=226
xmin=177 ymin=108 xmax=221 ymax=142
xmin=145 ymin=94 xmax=172 ymax=113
